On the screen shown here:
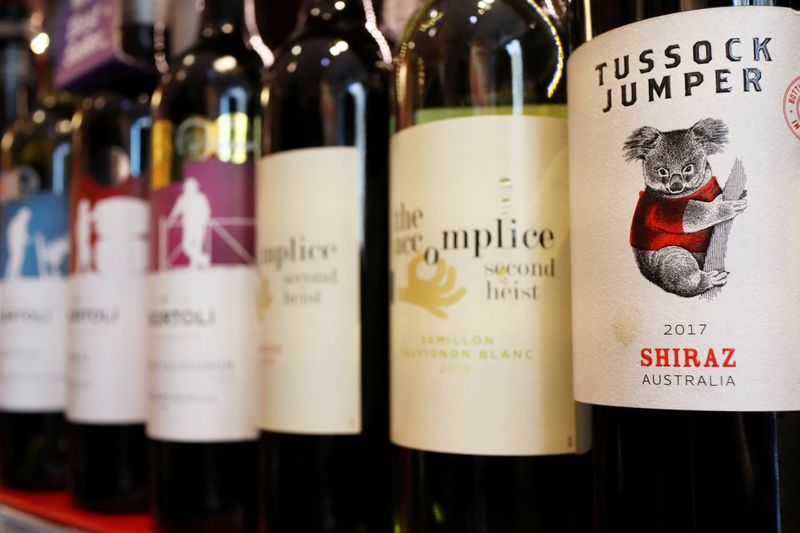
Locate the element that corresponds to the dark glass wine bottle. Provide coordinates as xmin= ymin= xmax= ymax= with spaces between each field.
xmin=0 ymin=3 xmax=76 ymax=489
xmin=148 ymin=0 xmax=264 ymax=530
xmin=392 ymin=1 xmax=590 ymax=532
xmin=257 ymin=1 xmax=391 ymax=531
xmin=567 ymin=2 xmax=800 ymax=533
xmin=0 ymin=1 xmax=34 ymax=133
xmin=65 ymin=1 xmax=160 ymax=512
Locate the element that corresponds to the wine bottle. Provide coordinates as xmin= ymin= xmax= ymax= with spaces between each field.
xmin=65 ymin=1 xmax=160 ymax=512
xmin=148 ymin=0 xmax=264 ymax=529
xmin=257 ymin=1 xmax=391 ymax=531
xmin=0 ymin=1 xmax=76 ymax=490
xmin=567 ymin=2 xmax=800 ymax=532
xmin=391 ymin=1 xmax=589 ymax=531
xmin=0 ymin=1 xmax=34 ymax=133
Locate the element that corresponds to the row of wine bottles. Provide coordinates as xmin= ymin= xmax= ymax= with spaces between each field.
xmin=1 ymin=1 xmax=800 ymax=532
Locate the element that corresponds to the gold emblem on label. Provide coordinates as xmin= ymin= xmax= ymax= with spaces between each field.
xmin=399 ymin=254 xmax=466 ymax=319
xmin=175 ymin=116 xmax=217 ymax=161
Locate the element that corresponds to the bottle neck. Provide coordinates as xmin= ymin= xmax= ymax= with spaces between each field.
xmin=199 ymin=0 xmax=245 ymax=41
xmin=121 ymin=23 xmax=158 ymax=69
xmin=34 ymin=53 xmax=55 ymax=101
xmin=122 ymin=0 xmax=155 ymax=27
xmin=121 ymin=0 xmax=157 ymax=66
xmin=34 ymin=0 xmax=62 ymax=100
xmin=0 ymin=3 xmax=33 ymax=128
xmin=298 ymin=0 xmax=375 ymax=31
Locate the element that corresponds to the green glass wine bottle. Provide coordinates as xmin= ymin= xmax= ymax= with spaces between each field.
xmin=391 ymin=1 xmax=591 ymax=531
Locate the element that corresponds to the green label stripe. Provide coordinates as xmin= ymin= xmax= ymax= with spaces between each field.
xmin=415 ymin=104 xmax=567 ymax=124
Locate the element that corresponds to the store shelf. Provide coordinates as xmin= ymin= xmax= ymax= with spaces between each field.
xmin=0 ymin=489 xmax=152 ymax=533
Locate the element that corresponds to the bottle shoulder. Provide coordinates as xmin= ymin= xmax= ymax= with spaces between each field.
xmin=3 ymin=98 xmax=75 ymax=153
xmin=400 ymin=0 xmax=564 ymax=69
xmin=262 ymin=27 xmax=391 ymax=155
xmin=1 ymin=99 xmax=74 ymax=198
xmin=72 ymin=92 xmax=152 ymax=163
xmin=153 ymin=39 xmax=264 ymax=121
xmin=39 ymin=94 xmax=79 ymax=121
xmin=76 ymin=91 xmax=151 ymax=124
xmin=395 ymin=0 xmax=567 ymax=119
xmin=182 ymin=35 xmax=266 ymax=67
xmin=268 ymin=29 xmax=390 ymax=92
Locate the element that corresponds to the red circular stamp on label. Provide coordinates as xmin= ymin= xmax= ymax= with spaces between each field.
xmin=784 ymin=76 xmax=800 ymax=141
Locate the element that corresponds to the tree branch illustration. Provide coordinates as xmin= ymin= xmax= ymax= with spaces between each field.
xmin=703 ymin=158 xmax=746 ymax=301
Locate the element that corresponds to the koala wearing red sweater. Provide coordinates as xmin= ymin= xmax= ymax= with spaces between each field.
xmin=623 ymin=118 xmax=747 ymax=298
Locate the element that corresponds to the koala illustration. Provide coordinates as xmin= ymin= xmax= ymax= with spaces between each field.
xmin=623 ymin=118 xmax=747 ymax=298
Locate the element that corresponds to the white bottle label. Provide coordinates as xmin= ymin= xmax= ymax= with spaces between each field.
xmin=0 ymin=278 xmax=67 ymax=411
xmin=68 ymin=276 xmax=149 ymax=423
xmin=67 ymin=196 xmax=149 ymax=424
xmin=257 ymin=147 xmax=362 ymax=435
xmin=148 ymin=267 xmax=259 ymax=441
xmin=568 ymin=7 xmax=800 ymax=411
xmin=147 ymin=163 xmax=258 ymax=442
xmin=391 ymin=115 xmax=576 ymax=456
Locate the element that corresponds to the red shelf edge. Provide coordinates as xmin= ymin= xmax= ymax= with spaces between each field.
xmin=0 ymin=488 xmax=154 ymax=532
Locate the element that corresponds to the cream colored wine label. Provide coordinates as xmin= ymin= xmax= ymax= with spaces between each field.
xmin=257 ymin=147 xmax=362 ymax=435
xmin=391 ymin=115 xmax=576 ymax=456
xmin=568 ymin=7 xmax=800 ymax=411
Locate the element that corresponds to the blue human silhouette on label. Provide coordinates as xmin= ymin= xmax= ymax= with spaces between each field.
xmin=1 ymin=194 xmax=69 ymax=279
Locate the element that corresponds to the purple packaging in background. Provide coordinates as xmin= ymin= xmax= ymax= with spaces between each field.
xmin=55 ymin=0 xmax=157 ymax=93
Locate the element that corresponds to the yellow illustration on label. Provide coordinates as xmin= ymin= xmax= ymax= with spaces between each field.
xmin=398 ymin=254 xmax=465 ymax=319
xmin=258 ymin=273 xmax=273 ymax=319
